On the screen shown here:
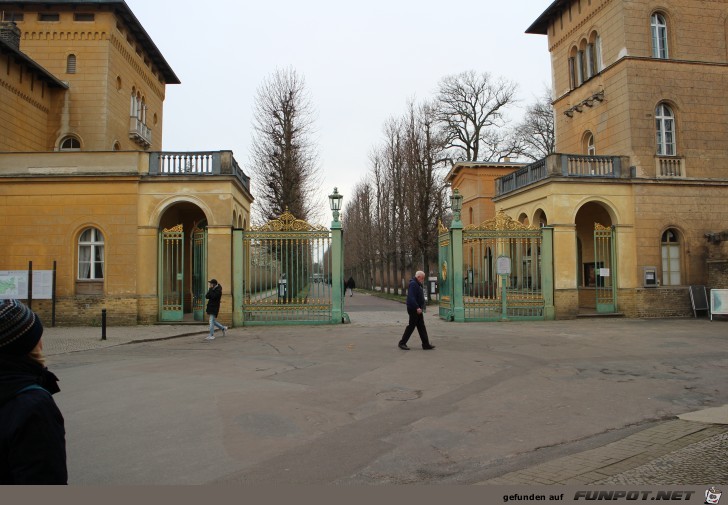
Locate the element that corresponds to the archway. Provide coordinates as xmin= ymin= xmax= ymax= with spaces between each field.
xmin=158 ymin=201 xmax=208 ymax=321
xmin=575 ymin=201 xmax=616 ymax=312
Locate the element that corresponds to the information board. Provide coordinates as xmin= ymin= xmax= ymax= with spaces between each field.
xmin=0 ymin=270 xmax=54 ymax=299
xmin=710 ymin=289 xmax=728 ymax=321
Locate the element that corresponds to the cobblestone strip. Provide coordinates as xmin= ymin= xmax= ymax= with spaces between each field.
xmin=479 ymin=420 xmax=728 ymax=485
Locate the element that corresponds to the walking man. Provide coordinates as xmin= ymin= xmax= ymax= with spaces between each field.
xmin=205 ymin=279 xmax=227 ymax=341
xmin=398 ymin=271 xmax=435 ymax=350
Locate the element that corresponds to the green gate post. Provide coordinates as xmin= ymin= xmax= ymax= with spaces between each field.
xmin=541 ymin=227 xmax=555 ymax=320
xmin=233 ymin=228 xmax=244 ymax=328
xmin=329 ymin=188 xmax=344 ymax=324
xmin=450 ymin=190 xmax=465 ymax=322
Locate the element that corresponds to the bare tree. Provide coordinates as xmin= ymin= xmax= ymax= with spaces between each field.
xmin=248 ymin=67 xmax=321 ymax=223
xmin=514 ymin=89 xmax=556 ymax=162
xmin=436 ymin=70 xmax=519 ymax=162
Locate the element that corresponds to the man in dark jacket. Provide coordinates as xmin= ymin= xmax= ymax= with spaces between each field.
xmin=205 ymin=278 xmax=227 ymax=340
xmin=0 ymin=299 xmax=67 ymax=484
xmin=398 ymin=271 xmax=435 ymax=350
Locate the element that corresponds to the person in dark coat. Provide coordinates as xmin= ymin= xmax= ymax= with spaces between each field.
xmin=0 ymin=299 xmax=67 ymax=484
xmin=346 ymin=277 xmax=356 ymax=297
xmin=205 ymin=278 xmax=227 ymax=341
xmin=398 ymin=271 xmax=435 ymax=351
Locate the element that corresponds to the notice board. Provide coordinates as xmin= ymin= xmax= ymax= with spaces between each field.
xmin=710 ymin=289 xmax=728 ymax=320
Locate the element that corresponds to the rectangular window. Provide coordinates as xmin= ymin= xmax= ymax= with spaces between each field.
xmin=74 ymin=13 xmax=95 ymax=22
xmin=4 ymin=12 xmax=24 ymax=21
xmin=38 ymin=13 xmax=60 ymax=22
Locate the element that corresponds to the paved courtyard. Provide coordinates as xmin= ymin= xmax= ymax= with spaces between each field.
xmin=40 ymin=292 xmax=728 ymax=486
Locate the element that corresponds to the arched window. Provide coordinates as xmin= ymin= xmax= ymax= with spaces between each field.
xmin=60 ymin=136 xmax=81 ymax=151
xmin=584 ymin=132 xmax=596 ymax=155
xmin=78 ymin=228 xmax=104 ymax=280
xmin=655 ymin=103 xmax=676 ymax=155
xmin=588 ymin=32 xmax=602 ymax=76
xmin=651 ymin=13 xmax=669 ymax=59
xmin=66 ymin=54 xmax=76 ymax=74
xmin=661 ymin=229 xmax=680 ymax=285
xmin=568 ymin=47 xmax=578 ymax=89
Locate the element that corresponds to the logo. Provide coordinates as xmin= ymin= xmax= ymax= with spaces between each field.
xmin=706 ymin=487 xmax=722 ymax=505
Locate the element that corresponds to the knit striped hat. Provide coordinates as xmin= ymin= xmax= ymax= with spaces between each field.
xmin=0 ymin=299 xmax=44 ymax=356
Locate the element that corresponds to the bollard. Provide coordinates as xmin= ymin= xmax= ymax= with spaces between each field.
xmin=101 ymin=309 xmax=107 ymax=340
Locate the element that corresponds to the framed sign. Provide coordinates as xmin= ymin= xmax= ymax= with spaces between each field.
xmin=496 ymin=256 xmax=511 ymax=275
xmin=710 ymin=289 xmax=728 ymax=321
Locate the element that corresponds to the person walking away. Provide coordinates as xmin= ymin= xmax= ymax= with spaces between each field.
xmin=205 ymin=278 xmax=227 ymax=341
xmin=347 ymin=277 xmax=356 ymax=297
xmin=0 ymin=299 xmax=67 ymax=484
xmin=398 ymin=271 xmax=435 ymax=350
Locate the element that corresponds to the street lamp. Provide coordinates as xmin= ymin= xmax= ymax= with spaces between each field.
xmin=329 ymin=187 xmax=343 ymax=223
xmin=450 ymin=188 xmax=463 ymax=223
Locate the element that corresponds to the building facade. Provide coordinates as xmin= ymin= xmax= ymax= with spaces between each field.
xmin=491 ymin=0 xmax=728 ymax=318
xmin=0 ymin=1 xmax=253 ymax=325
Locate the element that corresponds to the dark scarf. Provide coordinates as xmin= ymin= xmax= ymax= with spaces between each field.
xmin=0 ymin=355 xmax=60 ymax=405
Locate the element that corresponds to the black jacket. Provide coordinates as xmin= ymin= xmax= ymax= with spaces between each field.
xmin=405 ymin=277 xmax=426 ymax=312
xmin=205 ymin=284 xmax=222 ymax=316
xmin=0 ymin=356 xmax=67 ymax=484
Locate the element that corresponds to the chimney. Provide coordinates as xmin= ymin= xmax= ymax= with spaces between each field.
xmin=0 ymin=20 xmax=21 ymax=50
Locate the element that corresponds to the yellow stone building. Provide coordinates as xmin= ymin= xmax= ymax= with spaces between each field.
xmin=489 ymin=0 xmax=728 ymax=317
xmin=445 ymin=161 xmax=527 ymax=227
xmin=0 ymin=1 xmax=253 ymax=325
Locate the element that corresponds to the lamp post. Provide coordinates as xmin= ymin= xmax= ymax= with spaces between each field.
xmin=329 ymin=188 xmax=344 ymax=323
xmin=449 ymin=188 xmax=465 ymax=322
xmin=450 ymin=188 xmax=463 ymax=228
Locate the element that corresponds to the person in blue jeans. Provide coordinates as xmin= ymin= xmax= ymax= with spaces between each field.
xmin=205 ymin=279 xmax=227 ymax=340
xmin=398 ymin=271 xmax=435 ymax=350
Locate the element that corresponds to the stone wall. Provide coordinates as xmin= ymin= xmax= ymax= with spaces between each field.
xmin=707 ymin=260 xmax=728 ymax=289
xmin=26 ymin=296 xmax=141 ymax=326
xmin=619 ymin=287 xmax=693 ymax=318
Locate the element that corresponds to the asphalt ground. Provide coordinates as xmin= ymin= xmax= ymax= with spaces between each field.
xmin=38 ymin=291 xmax=728 ymax=488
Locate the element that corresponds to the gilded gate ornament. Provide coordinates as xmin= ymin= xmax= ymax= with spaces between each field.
xmin=464 ymin=210 xmax=539 ymax=231
xmin=441 ymin=261 xmax=447 ymax=281
xmin=163 ymin=224 xmax=184 ymax=232
xmin=251 ymin=208 xmax=328 ymax=232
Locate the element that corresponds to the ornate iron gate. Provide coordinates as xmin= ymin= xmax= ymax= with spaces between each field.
xmin=594 ymin=223 xmax=617 ymax=313
xmin=191 ymin=226 xmax=207 ymax=321
xmin=438 ymin=222 xmax=453 ymax=320
xmin=241 ymin=210 xmax=336 ymax=325
xmin=462 ymin=213 xmax=545 ymax=321
xmin=160 ymin=224 xmax=184 ymax=321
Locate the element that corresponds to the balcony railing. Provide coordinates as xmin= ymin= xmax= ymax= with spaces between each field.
xmin=149 ymin=151 xmax=251 ymax=193
xmin=496 ymin=154 xmax=624 ymax=196
xmin=656 ymin=156 xmax=685 ymax=178
xmin=129 ymin=116 xmax=152 ymax=147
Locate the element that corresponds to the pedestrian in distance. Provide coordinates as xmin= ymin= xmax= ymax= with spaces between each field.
xmin=398 ymin=271 xmax=435 ymax=351
xmin=205 ymin=278 xmax=227 ymax=341
xmin=346 ymin=276 xmax=356 ymax=297
xmin=0 ymin=299 xmax=67 ymax=484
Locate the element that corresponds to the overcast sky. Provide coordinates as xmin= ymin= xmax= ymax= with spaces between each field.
xmin=124 ymin=0 xmax=553 ymax=221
